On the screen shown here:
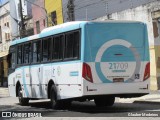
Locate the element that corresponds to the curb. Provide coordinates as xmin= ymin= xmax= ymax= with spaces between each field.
xmin=134 ymin=100 xmax=160 ymax=105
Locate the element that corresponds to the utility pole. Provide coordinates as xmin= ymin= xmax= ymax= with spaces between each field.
xmin=19 ymin=0 xmax=26 ymax=38
xmin=67 ymin=0 xmax=75 ymax=21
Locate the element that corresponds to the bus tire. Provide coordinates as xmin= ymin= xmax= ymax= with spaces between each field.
xmin=105 ymin=96 xmax=115 ymax=106
xmin=61 ymin=100 xmax=72 ymax=109
xmin=18 ymin=87 xmax=29 ymax=106
xmin=50 ymin=85 xmax=60 ymax=109
xmin=94 ymin=96 xmax=115 ymax=107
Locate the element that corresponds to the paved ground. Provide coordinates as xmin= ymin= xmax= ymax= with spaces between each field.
xmin=0 ymin=87 xmax=9 ymax=97
xmin=1 ymin=87 xmax=160 ymax=119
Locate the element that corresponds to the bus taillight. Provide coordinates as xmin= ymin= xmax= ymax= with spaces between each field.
xmin=82 ymin=63 xmax=93 ymax=83
xmin=143 ymin=62 xmax=150 ymax=81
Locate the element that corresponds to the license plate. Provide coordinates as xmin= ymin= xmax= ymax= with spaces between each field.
xmin=113 ymin=78 xmax=124 ymax=83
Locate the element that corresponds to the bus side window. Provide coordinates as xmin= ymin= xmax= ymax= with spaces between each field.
xmin=64 ymin=31 xmax=80 ymax=59
xmin=52 ymin=36 xmax=63 ymax=61
xmin=11 ymin=53 xmax=16 ymax=69
xmin=73 ymin=31 xmax=80 ymax=59
xmin=32 ymin=40 xmax=41 ymax=63
xmin=42 ymin=37 xmax=52 ymax=62
xmin=17 ymin=45 xmax=23 ymax=65
xmin=23 ymin=43 xmax=31 ymax=64
xmin=8 ymin=49 xmax=15 ymax=70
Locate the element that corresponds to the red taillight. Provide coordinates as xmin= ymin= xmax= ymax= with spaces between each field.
xmin=143 ymin=62 xmax=150 ymax=81
xmin=82 ymin=63 xmax=93 ymax=83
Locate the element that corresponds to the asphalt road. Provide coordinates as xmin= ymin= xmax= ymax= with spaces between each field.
xmin=0 ymin=97 xmax=160 ymax=118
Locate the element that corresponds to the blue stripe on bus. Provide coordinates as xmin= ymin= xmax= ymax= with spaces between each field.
xmin=70 ymin=71 xmax=79 ymax=76
xmin=22 ymin=68 xmax=29 ymax=97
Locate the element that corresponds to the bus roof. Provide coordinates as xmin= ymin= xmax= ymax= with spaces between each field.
xmin=11 ymin=20 xmax=144 ymax=46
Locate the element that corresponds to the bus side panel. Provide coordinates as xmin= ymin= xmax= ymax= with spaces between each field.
xmin=52 ymin=62 xmax=83 ymax=100
xmin=30 ymin=65 xmax=44 ymax=98
xmin=41 ymin=64 xmax=52 ymax=98
xmin=8 ymin=73 xmax=16 ymax=97
xmin=14 ymin=68 xmax=32 ymax=98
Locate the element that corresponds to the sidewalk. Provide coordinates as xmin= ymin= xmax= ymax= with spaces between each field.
xmin=118 ymin=91 xmax=160 ymax=104
xmin=0 ymin=87 xmax=9 ymax=97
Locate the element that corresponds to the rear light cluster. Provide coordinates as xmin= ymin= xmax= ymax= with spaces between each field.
xmin=82 ymin=63 xmax=93 ymax=83
xmin=143 ymin=62 xmax=150 ymax=81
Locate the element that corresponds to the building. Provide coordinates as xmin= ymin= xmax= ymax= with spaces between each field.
xmin=0 ymin=0 xmax=11 ymax=86
xmin=32 ymin=0 xmax=46 ymax=34
xmin=45 ymin=0 xmax=64 ymax=26
xmin=62 ymin=0 xmax=158 ymax=22
xmin=12 ymin=0 xmax=34 ymax=37
xmin=0 ymin=0 xmax=34 ymax=86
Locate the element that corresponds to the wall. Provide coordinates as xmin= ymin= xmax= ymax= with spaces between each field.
xmin=0 ymin=1 xmax=11 ymax=86
xmin=45 ymin=0 xmax=63 ymax=26
xmin=62 ymin=0 xmax=157 ymax=22
xmin=32 ymin=0 xmax=46 ymax=34
xmin=0 ymin=2 xmax=11 ymax=56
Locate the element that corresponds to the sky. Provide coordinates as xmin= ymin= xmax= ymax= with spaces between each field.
xmin=0 ymin=0 xmax=8 ymax=6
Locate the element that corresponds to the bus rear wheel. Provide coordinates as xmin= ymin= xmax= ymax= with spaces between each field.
xmin=94 ymin=96 xmax=115 ymax=107
xmin=50 ymin=85 xmax=72 ymax=109
xmin=18 ymin=87 xmax=29 ymax=106
xmin=50 ymin=85 xmax=63 ymax=109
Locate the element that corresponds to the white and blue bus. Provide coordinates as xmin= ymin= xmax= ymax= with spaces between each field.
xmin=8 ymin=21 xmax=150 ymax=108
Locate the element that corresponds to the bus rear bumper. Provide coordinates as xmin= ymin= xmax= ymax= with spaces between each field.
xmin=83 ymin=79 xmax=150 ymax=98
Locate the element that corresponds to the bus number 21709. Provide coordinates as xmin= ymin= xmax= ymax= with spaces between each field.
xmin=109 ymin=63 xmax=128 ymax=70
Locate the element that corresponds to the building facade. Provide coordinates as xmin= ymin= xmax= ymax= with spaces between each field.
xmin=0 ymin=0 xmax=34 ymax=86
xmin=45 ymin=0 xmax=63 ymax=26
xmin=32 ymin=0 xmax=46 ymax=34
xmin=0 ymin=0 xmax=11 ymax=86
xmin=62 ymin=0 xmax=158 ymax=22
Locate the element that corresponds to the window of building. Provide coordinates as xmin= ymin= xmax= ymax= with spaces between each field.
xmin=43 ymin=19 xmax=46 ymax=27
xmin=32 ymin=40 xmax=41 ymax=63
xmin=42 ymin=37 xmax=52 ymax=62
xmin=7 ymin=22 xmax=10 ymax=40
xmin=52 ymin=36 xmax=63 ymax=60
xmin=51 ymin=11 xmax=57 ymax=25
xmin=23 ymin=43 xmax=32 ymax=64
xmin=64 ymin=31 xmax=80 ymax=59
xmin=36 ymin=21 xmax=40 ymax=34
xmin=4 ymin=22 xmax=10 ymax=41
xmin=153 ymin=21 xmax=159 ymax=38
